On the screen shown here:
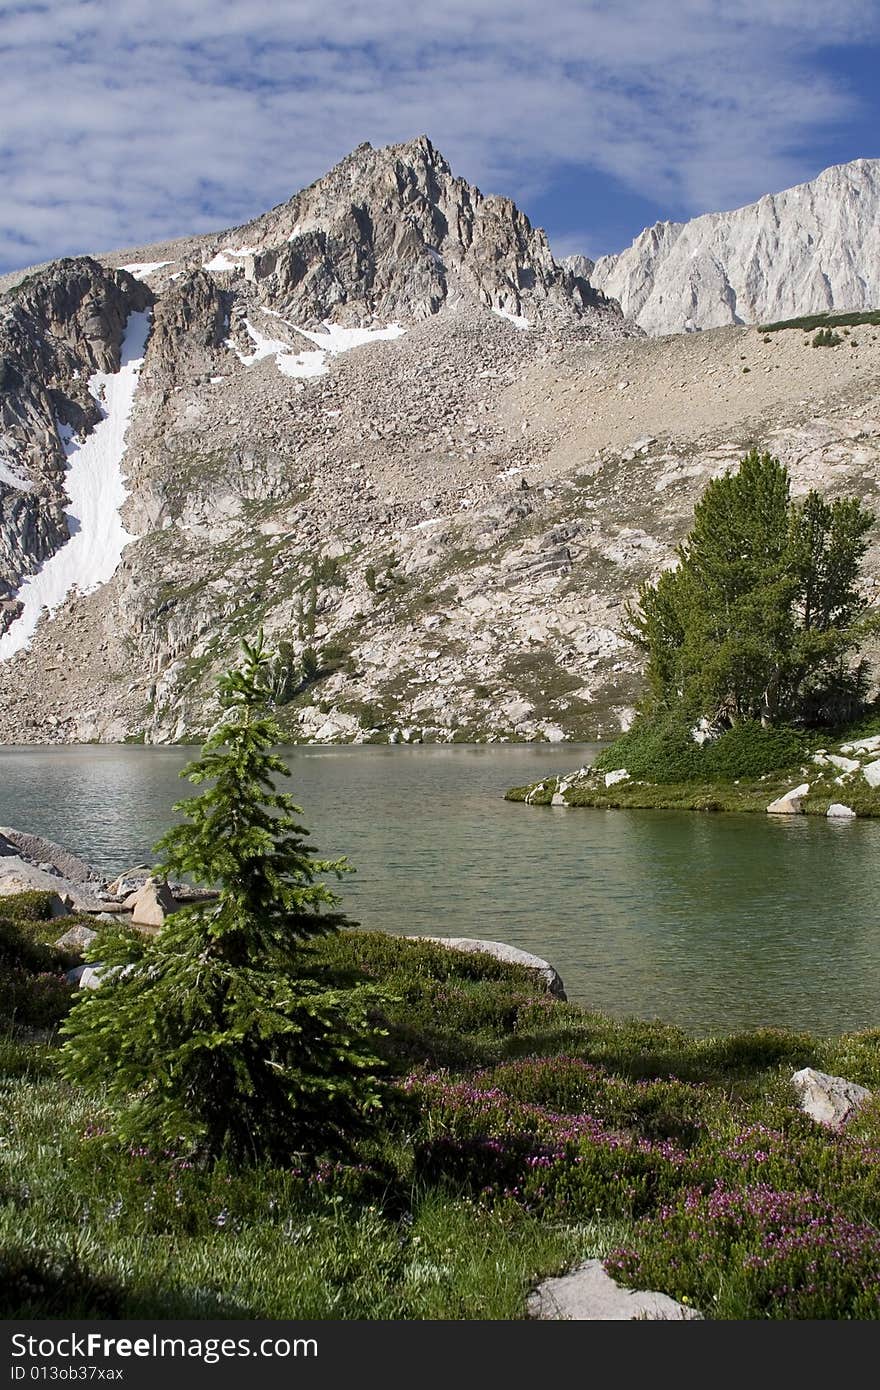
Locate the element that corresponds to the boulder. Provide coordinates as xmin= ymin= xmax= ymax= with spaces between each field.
xmin=0 ymin=826 xmax=100 ymax=883
xmin=0 ymin=858 xmax=103 ymax=912
xmin=410 ymin=936 xmax=566 ymax=999
xmin=862 ymin=760 xmax=880 ymax=789
xmin=129 ymin=877 xmax=178 ymax=930
xmin=827 ymin=754 xmax=860 ymax=774
xmin=67 ymin=963 xmax=103 ymax=990
xmin=54 ymin=923 xmax=98 ymax=952
xmin=826 ymin=803 xmax=856 ymax=819
xmin=106 ymin=866 xmax=152 ymax=896
xmin=840 ymin=734 xmax=880 ymax=755
xmin=766 ymin=783 xmax=809 ymax=814
xmin=791 ymin=1067 xmax=871 ymax=1130
xmin=528 ymin=1260 xmax=700 ymax=1321
xmin=604 ymin=768 xmax=630 ymax=788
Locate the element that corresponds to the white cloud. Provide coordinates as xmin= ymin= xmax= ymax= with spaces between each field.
xmin=0 ymin=1 xmax=877 ymax=270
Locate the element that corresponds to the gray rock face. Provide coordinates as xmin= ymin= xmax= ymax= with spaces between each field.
xmin=412 ymin=935 xmax=566 ymax=998
xmin=226 ymin=137 xmax=620 ymax=330
xmin=791 ymin=1066 xmax=871 ymax=1130
xmin=528 ymin=1259 xmax=700 ymax=1320
xmin=590 ymin=158 xmax=880 ymax=333
xmin=0 ymin=258 xmax=151 ymax=617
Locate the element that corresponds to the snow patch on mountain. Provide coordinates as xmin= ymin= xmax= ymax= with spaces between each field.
xmin=491 ymin=307 xmax=530 ymax=331
xmin=118 ymin=262 xmax=171 ymax=280
xmin=228 ymin=313 xmax=406 ymax=380
xmin=0 ymin=311 xmax=150 ymax=661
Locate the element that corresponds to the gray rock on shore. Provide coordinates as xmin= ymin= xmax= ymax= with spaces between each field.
xmin=411 ymin=935 xmax=566 ymax=999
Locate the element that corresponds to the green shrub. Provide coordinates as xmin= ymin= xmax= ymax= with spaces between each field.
xmin=595 ymin=717 xmax=805 ymax=784
xmin=0 ymin=891 xmax=59 ymax=922
xmin=594 ymin=714 xmax=704 ymax=782
xmin=0 ymin=966 xmax=73 ymax=1028
xmin=812 ymin=328 xmax=842 ymax=348
xmin=702 ymin=723 xmax=805 ymax=780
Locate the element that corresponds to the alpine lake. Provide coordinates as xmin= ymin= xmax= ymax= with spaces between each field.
xmin=2 ymin=741 xmax=879 ymax=1037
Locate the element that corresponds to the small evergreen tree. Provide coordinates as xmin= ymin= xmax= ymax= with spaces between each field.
xmin=59 ymin=634 xmax=385 ymax=1164
xmin=626 ymin=450 xmax=876 ymax=728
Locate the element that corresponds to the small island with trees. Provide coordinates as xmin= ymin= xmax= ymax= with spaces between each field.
xmin=508 ymin=451 xmax=880 ymax=815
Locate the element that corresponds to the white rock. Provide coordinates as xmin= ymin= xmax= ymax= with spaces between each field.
xmin=862 ymin=760 xmax=880 ymax=789
xmin=766 ymin=783 xmax=809 ymax=814
xmin=827 ymin=754 xmax=859 ymax=773
xmin=528 ymin=1260 xmax=700 ymax=1321
xmin=604 ymin=768 xmax=630 ymax=787
xmin=827 ymin=803 xmax=856 ymax=819
xmin=840 ymin=734 xmax=880 ymax=755
xmin=791 ymin=1067 xmax=871 ymax=1130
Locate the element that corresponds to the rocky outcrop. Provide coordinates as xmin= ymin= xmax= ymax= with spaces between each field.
xmin=0 ymin=825 xmax=100 ymax=882
xmin=0 ymin=142 xmax=879 ymax=747
xmin=222 ymin=137 xmax=620 ymax=330
xmin=791 ymin=1067 xmax=871 ymax=1130
xmin=590 ymin=159 xmax=880 ymax=333
xmin=0 ymin=258 xmax=151 ymax=618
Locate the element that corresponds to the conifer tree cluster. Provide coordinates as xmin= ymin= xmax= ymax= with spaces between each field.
xmin=626 ymin=450 xmax=876 ymax=728
xmin=60 ymin=634 xmax=385 ymax=1163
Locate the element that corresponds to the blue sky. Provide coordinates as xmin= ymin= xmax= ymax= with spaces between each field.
xmin=1 ymin=1 xmax=879 ymax=273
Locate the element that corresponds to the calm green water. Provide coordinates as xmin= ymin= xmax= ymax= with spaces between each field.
xmin=1 ymin=742 xmax=879 ymax=1037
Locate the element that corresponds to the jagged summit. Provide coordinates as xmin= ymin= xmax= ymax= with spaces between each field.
xmin=589 ymin=158 xmax=880 ymax=334
xmin=205 ymin=134 xmax=617 ymax=327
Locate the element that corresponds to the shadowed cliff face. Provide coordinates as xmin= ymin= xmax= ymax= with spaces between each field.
xmin=0 ymin=258 xmax=152 ymax=622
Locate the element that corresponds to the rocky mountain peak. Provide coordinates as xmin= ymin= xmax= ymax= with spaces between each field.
xmin=206 ymin=136 xmax=619 ymax=329
xmin=589 ymin=157 xmax=880 ymax=334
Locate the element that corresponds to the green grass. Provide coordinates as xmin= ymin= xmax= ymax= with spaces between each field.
xmin=2 ymin=899 xmax=880 ymax=1319
xmin=759 ymin=308 xmax=880 ymax=333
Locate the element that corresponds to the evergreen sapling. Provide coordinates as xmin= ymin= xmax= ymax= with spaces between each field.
xmin=60 ymin=634 xmax=386 ymax=1164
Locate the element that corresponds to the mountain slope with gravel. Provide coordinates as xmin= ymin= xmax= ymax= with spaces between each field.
xmin=0 ymin=140 xmax=878 ymax=745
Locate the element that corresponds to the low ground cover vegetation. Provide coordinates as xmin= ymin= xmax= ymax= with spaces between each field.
xmin=2 ymin=901 xmax=879 ymax=1320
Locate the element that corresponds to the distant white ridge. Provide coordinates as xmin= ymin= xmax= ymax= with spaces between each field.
xmin=0 ymin=311 xmax=150 ymax=660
